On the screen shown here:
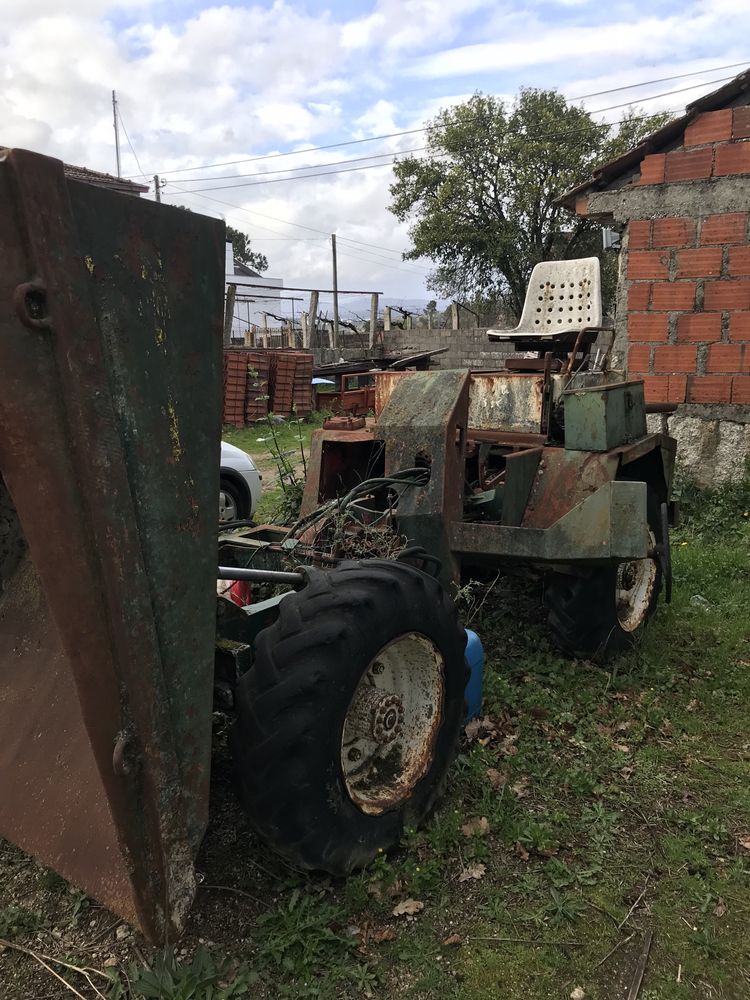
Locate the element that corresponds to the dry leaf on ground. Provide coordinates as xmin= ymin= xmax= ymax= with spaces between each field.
xmin=392 ymin=898 xmax=424 ymax=917
xmin=515 ymin=841 xmax=530 ymax=861
xmin=511 ymin=776 xmax=531 ymax=798
xmin=570 ymin=988 xmax=586 ymax=1000
xmin=459 ymin=863 xmax=486 ymax=882
xmin=370 ymin=926 xmax=397 ymax=943
xmin=738 ymin=835 xmax=750 ymax=852
xmin=442 ymin=934 xmax=464 ymax=946
xmin=486 ymin=767 xmax=508 ymax=790
xmin=461 ymin=816 xmax=490 ymax=837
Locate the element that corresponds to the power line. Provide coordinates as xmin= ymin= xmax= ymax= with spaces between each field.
xmin=172 ymin=146 xmax=427 ymax=185
xmin=166 ymin=182 xmax=429 ymax=262
xmin=117 ymin=108 xmax=148 ymax=180
xmin=136 ymin=61 xmax=746 ymax=179
xmin=166 ymin=107 xmax=662 ymax=195
xmin=172 ymin=67 xmax=740 ymax=196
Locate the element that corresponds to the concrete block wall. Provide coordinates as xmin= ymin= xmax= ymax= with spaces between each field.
xmin=624 ymin=108 xmax=750 ymax=409
xmin=314 ymin=328 xmax=512 ymax=370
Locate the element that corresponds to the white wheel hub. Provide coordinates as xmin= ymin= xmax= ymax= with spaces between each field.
xmin=616 ymin=530 xmax=658 ymax=633
xmin=341 ymin=632 xmax=444 ymax=815
xmin=219 ymin=489 xmax=238 ymax=524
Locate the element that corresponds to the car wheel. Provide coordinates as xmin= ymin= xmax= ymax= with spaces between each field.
xmin=219 ymin=478 xmax=248 ymax=524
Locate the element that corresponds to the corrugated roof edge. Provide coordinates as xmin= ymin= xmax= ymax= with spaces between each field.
xmin=557 ymin=67 xmax=750 ymax=211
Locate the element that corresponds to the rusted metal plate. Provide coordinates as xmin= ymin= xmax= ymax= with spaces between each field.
xmin=375 ymin=370 xmax=544 ymax=434
xmin=468 ymin=373 xmax=544 ymax=434
xmin=0 ymin=148 xmax=225 ymax=942
xmin=521 ymin=448 xmax=619 ymax=530
xmin=450 ymin=481 xmax=649 ymax=563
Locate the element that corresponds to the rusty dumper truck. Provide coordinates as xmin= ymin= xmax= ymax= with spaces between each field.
xmin=0 ymin=148 xmax=674 ymax=944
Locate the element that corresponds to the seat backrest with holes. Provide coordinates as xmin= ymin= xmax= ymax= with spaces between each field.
xmin=505 ymin=257 xmax=602 ymax=338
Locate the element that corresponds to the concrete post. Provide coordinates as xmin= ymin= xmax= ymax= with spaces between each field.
xmin=301 ymin=312 xmax=309 ymax=348
xmin=384 ymin=306 xmax=392 ymax=331
xmin=369 ymin=293 xmax=379 ymax=348
xmin=308 ymin=290 xmax=319 ymax=346
xmin=451 ymin=303 xmax=459 ymax=330
xmin=223 ymin=283 xmax=237 ymax=346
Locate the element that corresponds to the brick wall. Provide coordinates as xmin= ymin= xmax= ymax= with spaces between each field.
xmin=624 ymin=108 xmax=750 ymax=407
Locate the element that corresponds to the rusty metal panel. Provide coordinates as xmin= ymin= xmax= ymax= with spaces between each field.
xmin=375 ymin=370 xmax=544 ymax=435
xmin=521 ymin=447 xmax=619 ymax=530
xmin=0 ymin=148 xmax=225 ymax=942
xmin=468 ymin=373 xmax=544 ymax=433
xmin=450 ymin=481 xmax=649 ymax=563
xmin=375 ymin=369 xmax=469 ymax=587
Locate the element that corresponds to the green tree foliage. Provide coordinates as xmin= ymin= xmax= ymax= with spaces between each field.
xmin=227 ymin=224 xmax=269 ymax=274
xmin=389 ymin=90 xmax=669 ymax=319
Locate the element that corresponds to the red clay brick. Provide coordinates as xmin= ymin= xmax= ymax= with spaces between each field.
xmin=628 ymin=220 xmax=652 ymax=250
xmin=684 ymin=110 xmax=733 ymax=146
xmin=642 ymin=376 xmax=669 ymax=403
xmin=714 ymin=142 xmax=750 ymax=176
xmin=732 ymin=376 xmax=750 ymax=403
xmin=650 ymin=281 xmax=696 ymax=310
xmin=700 ymin=213 xmax=748 ymax=245
xmin=676 ymin=313 xmax=722 ymax=343
xmin=668 ymin=375 xmax=687 ymax=402
xmin=628 ymin=283 xmax=651 ymax=310
xmin=734 ymin=107 xmax=750 ymax=140
xmin=728 ymin=246 xmax=750 ymax=276
xmin=665 ymin=147 xmax=713 ymax=182
xmin=628 ymin=345 xmax=651 ymax=372
xmin=628 ymin=251 xmax=669 ymax=280
xmin=652 ymin=217 xmax=695 ymax=248
xmin=675 ymin=248 xmax=722 ymax=278
xmin=687 ymin=375 xmax=732 ymax=403
xmin=704 ymin=280 xmax=750 ymax=310
xmin=628 ymin=313 xmax=668 ymax=342
xmin=575 ymin=195 xmax=589 ymax=215
xmin=653 ymin=344 xmax=697 ymax=373
xmin=639 ymin=153 xmax=665 ymax=185
xmin=707 ymin=343 xmax=747 ymax=372
xmin=730 ymin=312 xmax=750 ymax=341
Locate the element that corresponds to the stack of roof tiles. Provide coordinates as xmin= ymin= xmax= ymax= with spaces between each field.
xmin=271 ymin=351 xmax=314 ymax=418
xmin=222 ymin=349 xmax=313 ymax=426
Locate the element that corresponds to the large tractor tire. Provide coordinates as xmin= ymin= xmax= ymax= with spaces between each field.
xmin=231 ymin=559 xmax=468 ymax=875
xmin=545 ymin=489 xmax=664 ymax=663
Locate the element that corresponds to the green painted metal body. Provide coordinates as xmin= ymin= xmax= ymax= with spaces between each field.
xmin=302 ymin=369 xmax=675 ymax=585
xmin=563 ymin=380 xmax=647 ymax=452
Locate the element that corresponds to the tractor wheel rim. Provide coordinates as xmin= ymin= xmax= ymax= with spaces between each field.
xmin=219 ymin=490 xmax=238 ymax=524
xmin=616 ymin=531 xmax=658 ymax=633
xmin=341 ymin=632 xmax=444 ymax=815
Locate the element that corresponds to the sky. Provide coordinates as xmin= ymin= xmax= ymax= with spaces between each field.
xmin=2 ymin=0 xmax=750 ymax=317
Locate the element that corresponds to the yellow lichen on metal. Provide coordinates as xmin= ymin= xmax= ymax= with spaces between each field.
xmin=166 ymin=399 xmax=183 ymax=462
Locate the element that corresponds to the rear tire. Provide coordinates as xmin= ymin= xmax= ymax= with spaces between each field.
xmin=545 ymin=489 xmax=663 ymax=662
xmin=231 ymin=559 xmax=468 ymax=875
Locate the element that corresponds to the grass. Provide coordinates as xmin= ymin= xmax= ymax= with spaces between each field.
xmin=1 ymin=474 xmax=749 ymax=999
xmin=223 ymin=412 xmax=325 ymax=523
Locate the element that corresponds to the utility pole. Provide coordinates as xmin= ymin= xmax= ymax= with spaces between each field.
xmin=153 ymin=175 xmax=161 ymax=203
xmin=331 ymin=234 xmax=340 ymax=348
xmin=223 ymin=283 xmax=237 ymax=347
xmin=112 ymin=90 xmax=121 ymax=178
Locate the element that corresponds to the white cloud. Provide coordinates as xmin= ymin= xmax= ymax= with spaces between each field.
xmin=0 ymin=1 xmax=747 ymax=300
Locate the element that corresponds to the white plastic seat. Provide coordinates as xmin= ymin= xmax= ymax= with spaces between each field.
xmin=488 ymin=257 xmax=602 ymax=342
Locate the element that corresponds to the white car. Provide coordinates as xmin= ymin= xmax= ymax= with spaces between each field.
xmin=220 ymin=441 xmax=262 ymax=524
